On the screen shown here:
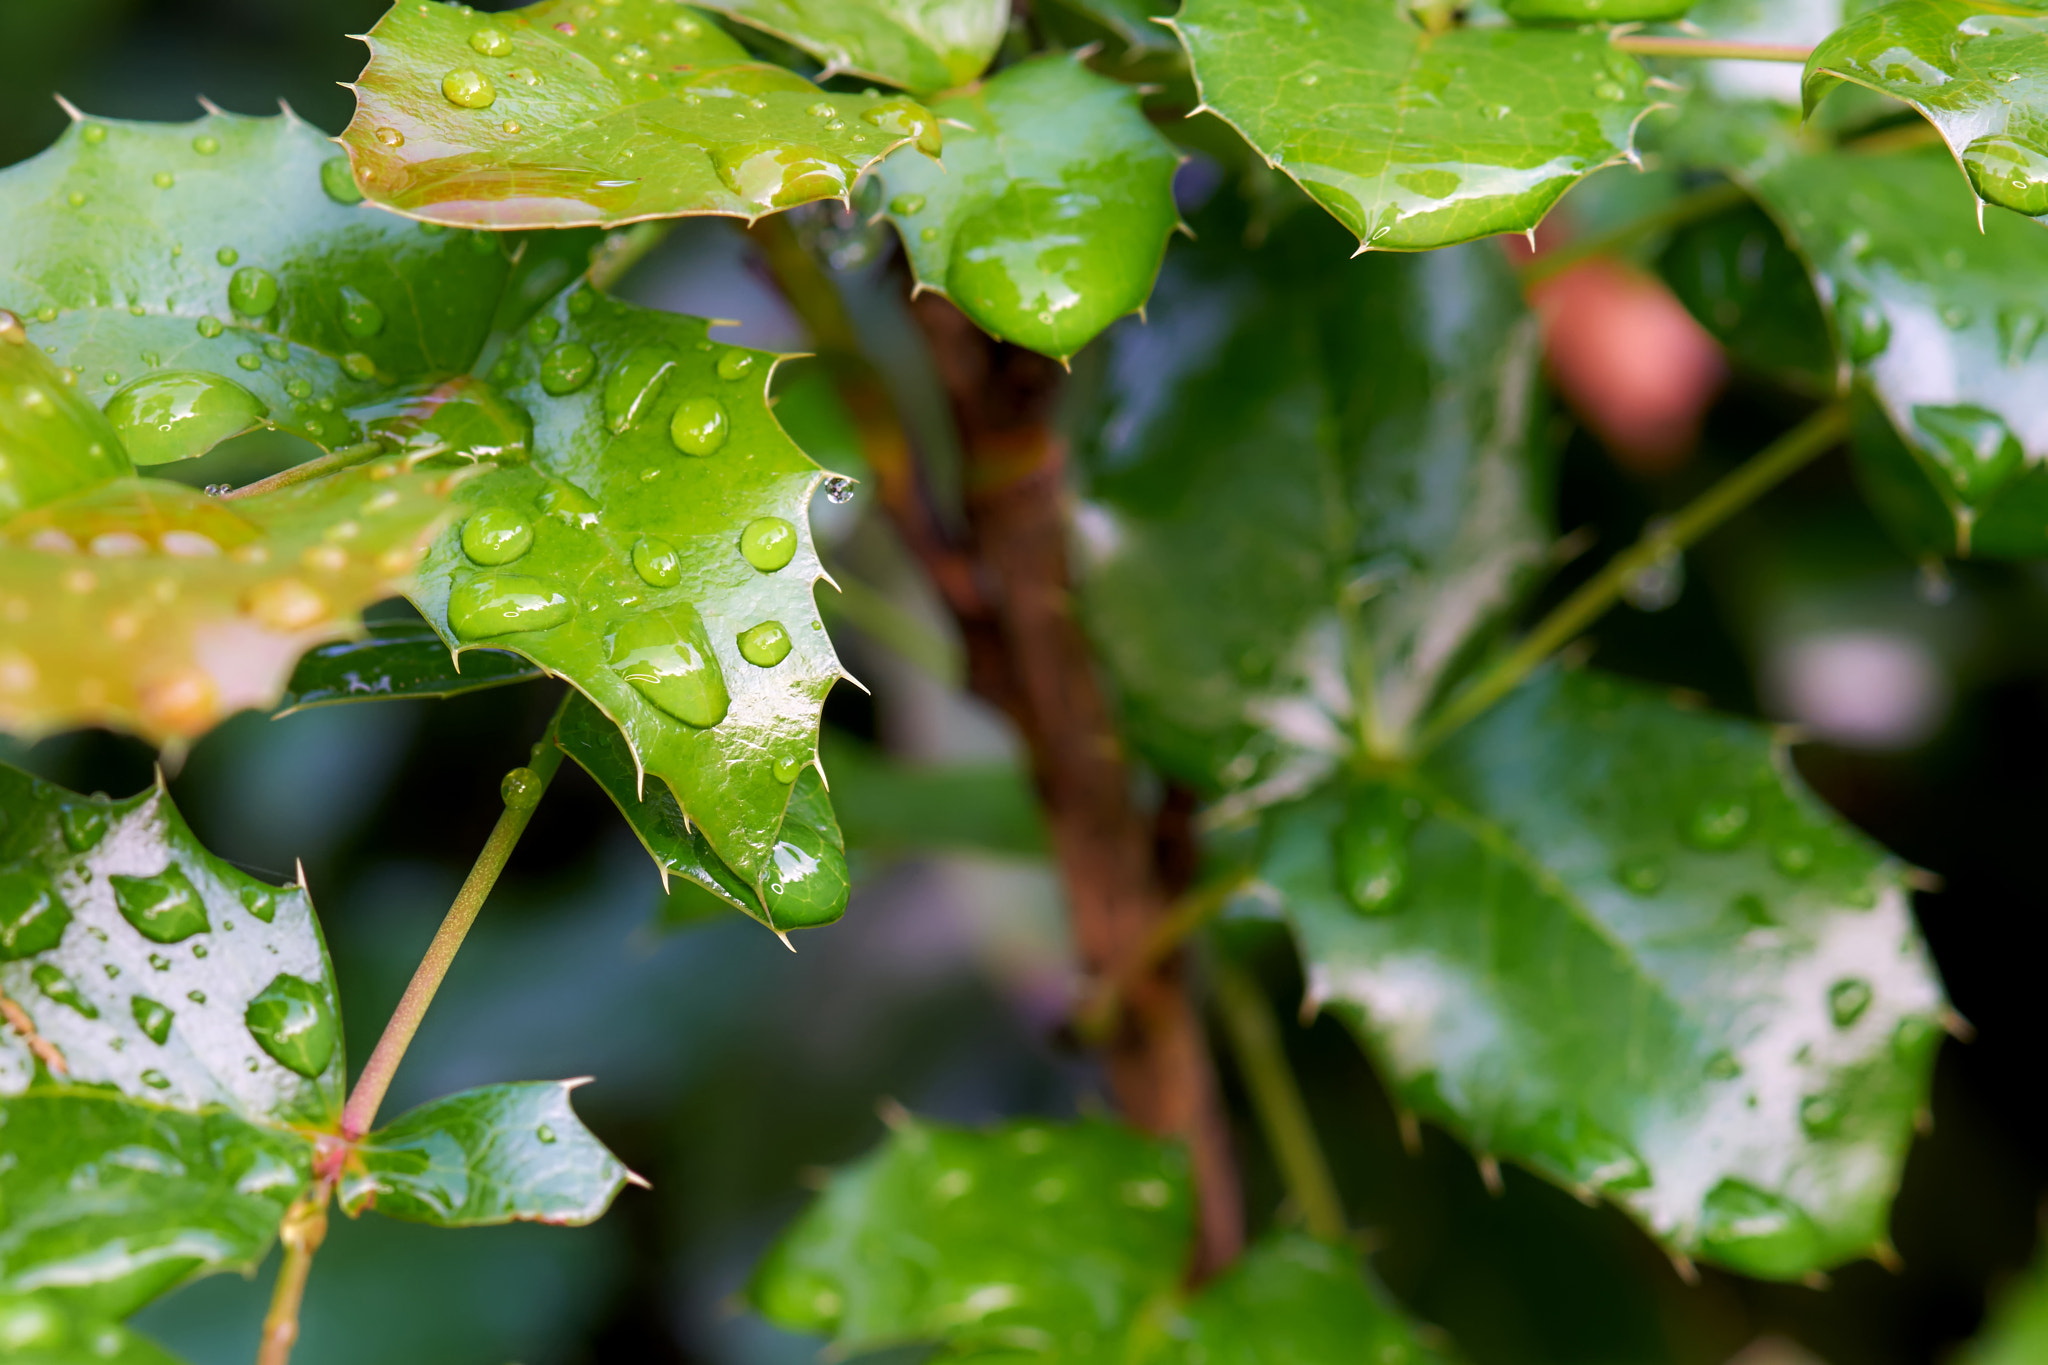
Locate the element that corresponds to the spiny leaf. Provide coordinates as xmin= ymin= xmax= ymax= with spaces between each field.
xmin=1266 ymin=668 xmax=1946 ymax=1280
xmin=411 ymin=286 xmax=846 ymax=886
xmin=0 ymin=1295 xmax=189 ymax=1365
xmin=870 ymin=54 xmax=1182 ymax=360
xmin=1042 ymin=0 xmax=1179 ymax=53
xmin=1170 ymin=0 xmax=1659 ymax=251
xmin=277 ymin=618 xmax=544 ymax=714
xmin=1655 ymin=198 xmax=1834 ymax=394
xmin=338 ymin=1080 xmax=633 ymax=1226
xmin=1804 ymin=1 xmax=2048 ymax=223
xmin=1169 ymin=1234 xmax=1454 ymax=1365
xmin=698 ymin=0 xmax=1008 ymax=94
xmin=340 ymin=0 xmax=943 ymax=228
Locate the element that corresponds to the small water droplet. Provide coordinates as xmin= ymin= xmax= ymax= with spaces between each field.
xmin=773 ymin=754 xmax=803 ymax=784
xmin=529 ymin=314 xmax=561 ymax=345
xmin=715 ymin=349 xmax=754 ymax=381
xmin=1963 ymin=133 xmax=2048 ymax=217
xmin=59 ymin=803 xmax=108 ymax=852
xmin=1913 ymin=403 xmax=2025 ymax=504
xmin=1829 ymin=978 xmax=1873 ymax=1028
xmin=1704 ymin=1050 xmax=1742 ymax=1080
xmin=470 ymin=25 xmax=513 ymax=56
xmin=540 ymin=342 xmax=598 ymax=395
xmin=739 ymin=516 xmax=797 ymax=572
xmin=821 ymin=476 xmax=854 ymax=505
xmin=567 ymin=290 xmax=595 ymax=317
xmin=31 ymin=963 xmax=97 ymax=1018
xmin=139 ymin=1068 xmax=171 ymax=1090
xmin=131 ymin=995 xmax=174 ymax=1045
xmin=1615 ymin=856 xmax=1666 ymax=896
xmin=888 ymin=193 xmax=926 ymax=216
xmin=461 ymin=508 xmax=534 ymax=565
xmin=188 ymin=989 xmax=207 ymax=1003
xmin=244 ymin=974 xmax=338 ymax=1078
xmin=229 ymin=266 xmax=278 ymax=318
xmin=536 ymin=1123 xmax=558 ymax=1144
xmin=448 ymin=573 xmax=573 ymax=638
xmin=216 ymin=246 xmax=239 ymax=267
xmin=1334 ymin=788 xmax=1409 ymax=916
xmin=501 ymin=766 xmax=544 ymax=810
xmin=737 ymin=620 xmax=792 ymax=667
xmin=263 ymin=340 xmax=289 ymax=362
xmin=194 ymin=134 xmax=220 ymax=155
xmin=1998 ymin=305 xmax=2046 ymax=366
xmin=631 ymin=535 xmax=681 ymax=587
xmin=1799 ymin=1091 xmax=1844 ymax=1136
xmin=153 ymin=171 xmax=175 ymax=189
xmin=112 ymin=865 xmax=210 ymax=943
xmin=342 ymin=352 xmax=377 ymax=381
xmin=67 ymin=191 xmax=87 ymax=208
xmin=376 ymin=126 xmax=405 ymax=148
xmin=339 ymin=285 xmax=385 ymax=338
xmin=1685 ymin=796 xmax=1752 ymax=852
xmin=669 ymin=396 xmax=728 ymax=455
xmin=861 ymin=98 xmax=941 ymax=156
xmin=240 ymin=884 xmax=277 ymax=924
xmin=1772 ymin=839 xmax=1816 ymax=877
xmin=149 ymin=953 xmax=171 ymax=972
xmin=82 ymin=124 xmax=107 ymax=145
xmin=601 ymin=346 xmax=678 ymax=433
xmin=235 ymin=353 xmax=262 ymax=372
xmin=610 ymin=610 xmax=730 ymax=728
xmin=442 ymin=68 xmax=498 ymax=109
xmin=195 ymin=315 xmax=225 ymax=339
xmin=242 ymin=577 xmax=330 ymax=631
xmin=0 ymin=870 xmax=71 ymax=960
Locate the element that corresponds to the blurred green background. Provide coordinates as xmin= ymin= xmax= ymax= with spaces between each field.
xmin=4 ymin=4 xmax=2047 ymax=1364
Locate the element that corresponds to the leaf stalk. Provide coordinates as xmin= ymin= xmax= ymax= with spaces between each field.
xmin=222 ymin=440 xmax=392 ymax=501
xmin=255 ymin=1184 xmax=330 ymax=1365
xmin=1611 ymin=35 xmax=1815 ymax=63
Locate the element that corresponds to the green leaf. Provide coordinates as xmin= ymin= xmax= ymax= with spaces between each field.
xmin=1042 ymin=0 xmax=1179 ymax=53
xmin=1655 ymin=197 xmax=1834 ymax=393
xmin=699 ymin=0 xmax=1008 ymax=94
xmin=1804 ymin=1 xmax=2048 ymax=222
xmin=1749 ymin=145 xmax=2048 ymax=557
xmin=821 ymin=733 xmax=1046 ymax=858
xmin=338 ymin=1080 xmax=635 ymax=1226
xmin=412 ymin=286 xmax=846 ymax=888
xmin=0 ymin=1294 xmax=190 ymax=1364
xmin=277 ymin=619 xmax=544 ymax=713
xmin=1503 ymin=0 xmax=1693 ymax=17
xmin=1170 ymin=0 xmax=1658 ymax=250
xmin=1072 ymin=203 xmax=1548 ymax=802
xmin=1962 ymin=1242 xmax=2048 ymax=1365
xmin=1265 ymin=668 xmax=1947 ymax=1280
xmin=1167 ymin=1234 xmax=1453 ymax=1365
xmin=0 ymin=316 xmax=130 ymax=521
xmin=340 ymin=0 xmax=942 ymax=228
xmin=869 ymin=55 xmax=1182 ymax=360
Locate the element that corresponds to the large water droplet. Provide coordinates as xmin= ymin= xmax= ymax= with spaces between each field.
xmin=112 ymin=865 xmax=209 ymax=943
xmin=339 ymin=285 xmax=385 ymax=339
xmin=1829 ymin=978 xmax=1873 ymax=1028
xmin=715 ymin=349 xmax=754 ymax=381
xmin=602 ymin=346 xmax=677 ymax=434
xmin=888 ymin=193 xmax=926 ymax=216
xmin=60 ymin=804 xmax=108 ymax=852
xmin=1912 ymin=403 xmax=2024 ymax=505
xmin=501 ymin=766 xmax=544 ymax=811
xmin=104 ymin=371 xmax=267 ymax=466
xmin=737 ymin=620 xmax=791 ymax=667
xmin=1833 ymin=285 xmax=1891 ymax=364
xmin=448 ymin=573 xmax=573 ymax=638
xmin=610 ymin=610 xmax=730 ymax=728
xmin=131 ymin=994 xmax=174 ymax=1045
xmin=31 ymin=963 xmax=97 ymax=1018
xmin=240 ymin=884 xmax=277 ymax=924
xmin=632 ymin=534 xmax=681 ymax=587
xmin=0 ymin=871 xmax=71 ymax=960
xmin=540 ymin=342 xmax=597 ymax=395
xmin=1333 ymin=788 xmax=1409 ymax=916
xmin=773 ymin=754 xmax=804 ymax=784
xmin=740 ymin=516 xmax=797 ymax=572
xmin=713 ymin=143 xmax=851 ymax=209
xmin=470 ymin=25 xmax=513 ymax=56
xmin=861 ymin=99 xmax=941 ymax=156
xmin=229 ymin=267 xmax=279 ymax=319
xmin=762 ymin=820 xmax=849 ymax=929
xmin=1698 ymin=1180 xmax=1825 ymax=1279
xmin=670 ymin=396 xmax=728 ymax=455
xmin=460 ymin=507 xmax=534 ymax=565
xmin=539 ymin=480 xmax=601 ymax=528
xmin=1963 ymin=133 xmax=2048 ymax=217
xmin=244 ymin=973 xmax=338 ymax=1078
xmin=321 ymin=157 xmax=364 ymax=205
xmin=1684 ymin=796 xmax=1752 ymax=851
xmin=443 ymin=68 xmax=498 ymax=109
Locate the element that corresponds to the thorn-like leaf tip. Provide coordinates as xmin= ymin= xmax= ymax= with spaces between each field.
xmin=775 ymin=930 xmax=796 ymax=952
xmin=1478 ymin=1154 xmax=1503 ymax=1197
xmin=877 ymin=1096 xmax=912 ymax=1130
xmin=1669 ymin=1252 xmax=1700 ymax=1286
xmin=624 ymin=1170 xmax=654 ymax=1189
xmin=53 ymin=94 xmax=85 ymax=121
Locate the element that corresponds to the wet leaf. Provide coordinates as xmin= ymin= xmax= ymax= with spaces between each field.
xmin=1042 ymin=0 xmax=1179 ymax=53
xmin=699 ymin=0 xmax=1008 ymax=93
xmin=411 ymin=286 xmax=846 ymax=888
xmin=1072 ymin=202 xmax=1548 ymax=807
xmin=340 ymin=0 xmax=942 ymax=228
xmin=0 ymin=1295 xmax=189 ymax=1365
xmin=1963 ymin=1240 xmax=2048 ymax=1365
xmin=1503 ymin=0 xmax=1693 ymax=17
xmin=1170 ymin=0 xmax=1658 ymax=250
xmin=277 ymin=618 xmax=544 ymax=713
xmin=1169 ymin=1234 xmax=1454 ymax=1365
xmin=339 ymin=1081 xmax=632 ymax=1227
xmin=1750 ymin=146 xmax=2048 ymax=557
xmin=1266 ymin=668 xmax=1947 ymax=1280
xmin=870 ymin=54 xmax=1182 ymax=360
xmin=1656 ymin=198 xmax=1834 ymax=393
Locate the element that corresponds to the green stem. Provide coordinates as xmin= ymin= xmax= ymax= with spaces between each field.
xmin=588 ymin=221 xmax=675 ymax=292
xmin=1209 ymin=957 xmax=1347 ymax=1243
xmin=222 ymin=440 xmax=399 ymax=502
xmin=254 ymin=1184 xmax=330 ymax=1365
xmin=1519 ymin=181 xmax=1750 ymax=289
xmin=1612 ymin=34 xmax=1814 ymax=63
xmin=338 ymin=693 xmax=571 ymax=1139
xmin=1411 ymin=404 xmax=1848 ymax=759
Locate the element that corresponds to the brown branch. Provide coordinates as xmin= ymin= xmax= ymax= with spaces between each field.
xmin=0 ymin=989 xmax=66 ymax=1075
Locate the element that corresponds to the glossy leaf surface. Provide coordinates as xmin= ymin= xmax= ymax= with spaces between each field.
xmin=1073 ymin=205 xmax=1547 ymax=809
xmin=869 ymin=54 xmax=1180 ymax=359
xmin=0 ymin=1295 xmax=188 ymax=1365
xmin=1752 ymin=146 xmax=2048 ymax=556
xmin=1656 ymin=199 xmax=1834 ymax=394
xmin=339 ymin=1080 xmax=632 ymax=1226
xmin=700 ymin=0 xmax=1007 ymax=93
xmin=0 ymin=315 xmax=130 ymax=522
xmin=1267 ymin=669 xmax=1946 ymax=1279
xmin=1170 ymin=1234 xmax=1453 ymax=1365
xmin=411 ymin=288 xmax=845 ymax=886
xmin=1170 ymin=0 xmax=1656 ymax=250
xmin=277 ymin=619 xmax=544 ymax=713
xmin=1504 ymin=0 xmax=1693 ymax=17
xmin=341 ymin=0 xmax=942 ymax=228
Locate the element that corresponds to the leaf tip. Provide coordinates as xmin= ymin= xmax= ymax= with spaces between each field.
xmin=52 ymin=93 xmax=85 ymax=122
xmin=1669 ymin=1251 xmax=1700 ymax=1286
xmin=196 ymin=94 xmax=226 ymax=117
xmin=624 ymin=1169 xmax=653 ymax=1190
xmin=876 ymin=1096 xmax=912 ymax=1131
xmin=775 ymin=929 xmax=796 ymax=953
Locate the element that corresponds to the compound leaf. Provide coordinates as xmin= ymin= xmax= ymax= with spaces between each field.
xmin=340 ymin=0 xmax=942 ymax=228
xmin=277 ymin=618 xmax=544 ymax=713
xmin=0 ymin=1295 xmax=189 ymax=1365
xmin=1170 ymin=0 xmax=1658 ymax=251
xmin=870 ymin=54 xmax=1182 ymax=360
xmin=338 ymin=1080 xmax=634 ymax=1227
xmin=1266 ymin=668 xmax=1947 ymax=1280
xmin=699 ymin=0 xmax=1008 ymax=93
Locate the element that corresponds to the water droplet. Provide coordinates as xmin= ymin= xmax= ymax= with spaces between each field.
xmin=1704 ymin=1050 xmax=1742 ymax=1080
xmin=888 ymin=193 xmax=926 ymax=216
xmin=529 ymin=314 xmax=561 ymax=345
xmin=669 ymin=395 xmax=728 ymax=454
xmin=1615 ymin=856 xmax=1666 ymax=896
xmin=715 ymin=349 xmax=755 ymax=381
xmin=240 ymin=885 xmax=277 ymax=924
xmin=82 ymin=124 xmax=107 ymax=145
xmin=1963 ymin=133 xmax=2048 ymax=217
xmin=773 ymin=754 xmax=803 ymax=784
xmin=339 ymin=285 xmax=385 ymax=339
xmin=244 ymin=974 xmax=338 ymax=1078
xmin=131 ymin=995 xmax=174 ymax=1045
xmin=610 ymin=610 xmax=730 ymax=728
xmin=111 ymin=865 xmax=210 ymax=943
xmin=501 ymin=766 xmax=544 ymax=810
xmin=1999 ymin=305 xmax=2046 ymax=366
xmin=1698 ymin=1180 xmax=1825 ymax=1278
xmin=216 ymin=246 xmax=239 ymax=267
xmin=448 ymin=573 xmax=573 ymax=638
xmin=1913 ymin=403 xmax=2024 ymax=504
xmin=461 ymin=508 xmax=534 ymax=565
xmin=539 ymin=480 xmax=600 ymax=528
xmin=740 ymin=516 xmax=797 ymax=572
xmin=443 ymin=68 xmax=498 ymax=109
xmin=1772 ymin=840 xmax=1816 ymax=878
xmin=153 ymin=171 xmax=174 ymax=189
xmin=236 ymin=353 xmax=262 ymax=372
xmin=139 ymin=1068 xmax=171 ymax=1090
xmin=229 ymin=267 xmax=279 ymax=318
xmin=737 ymin=620 xmax=792 ymax=667
xmin=536 ymin=1123 xmax=558 ymax=1144
xmin=0 ymin=871 xmax=71 ymax=960
xmin=631 ymin=535 xmax=681 ymax=587
xmin=31 ymin=963 xmax=97 ymax=1018
xmin=470 ymin=25 xmax=513 ymax=56
xmin=861 ymin=99 xmax=941 ymax=156
xmin=762 ymin=820 xmax=849 ymax=930
xmin=822 ymin=476 xmax=854 ymax=505
xmin=712 ymin=143 xmax=851 ymax=208
xmin=1829 ymin=978 xmax=1873 ymax=1028
xmin=242 ymin=577 xmax=330 ymax=631
xmin=195 ymin=315 xmax=224 ymax=339
xmin=568 ymin=290 xmax=595 ymax=317
xmin=194 ymin=134 xmax=220 ymax=155
xmin=188 ymin=989 xmax=206 ymax=1004
xmin=67 ymin=191 xmax=86 ymax=208
xmin=58 ymin=803 xmax=108 ymax=851
xmin=601 ymin=346 xmax=678 ymax=433
xmin=376 ymin=126 xmax=405 ymax=148
xmin=1685 ymin=796 xmax=1752 ymax=851
xmin=1798 ymin=1091 xmax=1844 ymax=1137
xmin=342 ymin=352 xmax=377 ymax=382
xmin=1622 ymin=547 xmax=1684 ymax=611
xmin=1334 ymin=788 xmax=1409 ymax=915
xmin=263 ymin=340 xmax=289 ymax=363
xmin=540 ymin=342 xmax=597 ymax=395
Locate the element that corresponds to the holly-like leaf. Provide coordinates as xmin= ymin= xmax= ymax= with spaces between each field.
xmin=339 ymin=1080 xmax=634 ymax=1226
xmin=698 ymin=0 xmax=1008 ymax=94
xmin=1072 ymin=202 xmax=1548 ymax=810
xmin=1803 ymin=2 xmax=2048 ymax=223
xmin=1169 ymin=1234 xmax=1454 ymax=1365
xmin=1656 ymin=197 xmax=1834 ymax=394
xmin=340 ymin=0 xmax=943 ymax=228
xmin=0 ymin=1294 xmax=191 ymax=1365
xmin=1749 ymin=146 xmax=2048 ymax=557
xmin=1042 ymin=0 xmax=1179 ymax=53
xmin=277 ymin=619 xmax=544 ymax=713
xmin=1265 ymin=668 xmax=1947 ymax=1280
xmin=869 ymin=54 xmax=1182 ymax=360
xmin=0 ymin=315 xmax=130 ymax=521
xmin=1169 ymin=0 xmax=1659 ymax=251
xmin=410 ymin=286 xmax=847 ymax=888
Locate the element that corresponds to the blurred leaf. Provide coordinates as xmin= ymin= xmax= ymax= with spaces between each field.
xmin=1266 ymin=668 xmax=1947 ymax=1280
xmin=339 ymin=1081 xmax=633 ymax=1227
xmin=1168 ymin=1234 xmax=1454 ymax=1364
xmin=277 ymin=620 xmax=544 ymax=714
xmin=0 ymin=1293 xmax=192 ymax=1364
xmin=0 ymin=315 xmax=129 ymax=521
xmin=699 ymin=0 xmax=1008 ymax=93
xmin=821 ymin=733 xmax=1045 ymax=858
xmin=340 ymin=0 xmax=942 ymax=228
xmin=1041 ymin=0 xmax=1179 ymax=53
xmin=1503 ymin=0 xmax=1692 ymax=16
xmin=1656 ymin=198 xmax=1834 ymax=392
xmin=1169 ymin=0 xmax=1656 ymax=250
xmin=1962 ymin=1241 xmax=2048 ymax=1365
xmin=869 ymin=55 xmax=1181 ymax=360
